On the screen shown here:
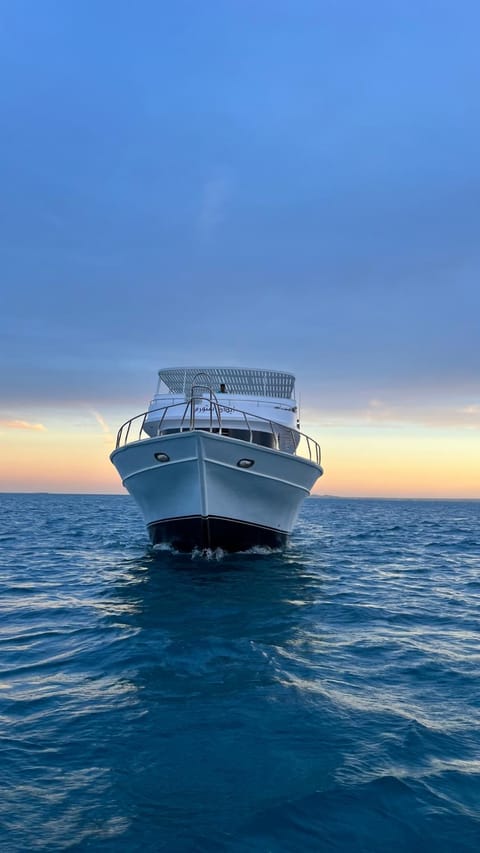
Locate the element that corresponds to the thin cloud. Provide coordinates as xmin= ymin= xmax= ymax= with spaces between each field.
xmin=0 ymin=419 xmax=46 ymax=431
xmin=91 ymin=409 xmax=111 ymax=434
xmin=91 ymin=409 xmax=114 ymax=443
xmin=302 ymin=399 xmax=480 ymax=431
xmin=197 ymin=174 xmax=231 ymax=243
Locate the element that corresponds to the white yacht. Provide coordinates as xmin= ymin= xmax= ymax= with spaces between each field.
xmin=110 ymin=367 xmax=323 ymax=552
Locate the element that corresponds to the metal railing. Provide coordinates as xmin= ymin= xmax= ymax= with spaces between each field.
xmin=115 ymin=398 xmax=322 ymax=466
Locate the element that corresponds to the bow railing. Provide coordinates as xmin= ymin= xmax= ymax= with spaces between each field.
xmin=115 ymin=400 xmax=321 ymax=466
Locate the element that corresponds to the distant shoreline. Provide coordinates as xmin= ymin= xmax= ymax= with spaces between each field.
xmin=0 ymin=492 xmax=478 ymax=502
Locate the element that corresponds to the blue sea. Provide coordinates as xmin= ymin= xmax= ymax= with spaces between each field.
xmin=1 ymin=494 xmax=479 ymax=852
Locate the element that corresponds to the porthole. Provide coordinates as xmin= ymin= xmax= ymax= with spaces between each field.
xmin=154 ymin=452 xmax=170 ymax=463
xmin=237 ymin=458 xmax=254 ymax=469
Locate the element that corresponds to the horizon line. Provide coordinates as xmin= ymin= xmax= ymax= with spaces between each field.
xmin=0 ymin=491 xmax=478 ymax=501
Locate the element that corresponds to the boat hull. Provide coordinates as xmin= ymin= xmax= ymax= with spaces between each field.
xmin=148 ymin=515 xmax=287 ymax=552
xmin=110 ymin=431 xmax=323 ymax=552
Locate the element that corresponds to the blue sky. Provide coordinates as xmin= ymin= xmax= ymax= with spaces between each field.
xmin=1 ymin=1 xmax=479 ymax=494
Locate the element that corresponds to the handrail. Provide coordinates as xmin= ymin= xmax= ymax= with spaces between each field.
xmin=243 ymin=410 xmax=252 ymax=443
xmin=189 ymin=382 xmax=223 ymax=434
xmin=115 ymin=399 xmax=322 ymax=465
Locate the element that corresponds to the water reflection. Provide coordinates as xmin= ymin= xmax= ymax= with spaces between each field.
xmin=4 ymin=497 xmax=479 ymax=851
xmin=106 ymin=545 xmax=324 ymax=641
xmin=85 ymin=546 xmax=338 ymax=850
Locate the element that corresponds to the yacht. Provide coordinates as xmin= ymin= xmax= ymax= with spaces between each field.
xmin=110 ymin=367 xmax=323 ymax=552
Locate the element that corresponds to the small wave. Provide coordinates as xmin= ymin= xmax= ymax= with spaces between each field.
xmin=152 ymin=543 xmax=282 ymax=560
xmin=151 ymin=542 xmax=177 ymax=553
xmin=241 ymin=545 xmax=283 ymax=555
xmin=191 ymin=547 xmax=226 ymax=561
xmin=2 ymin=494 xmax=479 ymax=852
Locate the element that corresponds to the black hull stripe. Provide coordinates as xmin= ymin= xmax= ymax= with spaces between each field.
xmin=147 ymin=515 xmax=288 ymax=553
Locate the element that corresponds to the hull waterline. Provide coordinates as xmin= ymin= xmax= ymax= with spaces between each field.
xmin=148 ymin=515 xmax=288 ymax=552
xmin=111 ymin=430 xmax=322 ymax=553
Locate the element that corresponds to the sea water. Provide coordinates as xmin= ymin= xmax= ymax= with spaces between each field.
xmin=1 ymin=494 xmax=479 ymax=851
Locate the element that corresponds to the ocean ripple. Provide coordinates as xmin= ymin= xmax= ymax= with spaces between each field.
xmin=0 ymin=493 xmax=479 ymax=851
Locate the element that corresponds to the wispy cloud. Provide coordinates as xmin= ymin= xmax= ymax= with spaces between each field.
xmin=363 ymin=399 xmax=480 ymax=429
xmin=197 ymin=173 xmax=232 ymax=243
xmin=91 ymin=409 xmax=114 ymax=443
xmin=0 ymin=419 xmax=46 ymax=431
xmin=303 ymin=398 xmax=480 ymax=431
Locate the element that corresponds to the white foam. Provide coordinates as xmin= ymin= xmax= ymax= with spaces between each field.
xmin=191 ymin=547 xmax=226 ymax=562
xmin=241 ymin=545 xmax=282 ymax=555
xmin=152 ymin=542 xmax=177 ymax=553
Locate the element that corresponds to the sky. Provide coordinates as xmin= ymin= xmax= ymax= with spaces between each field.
xmin=0 ymin=0 xmax=479 ymax=497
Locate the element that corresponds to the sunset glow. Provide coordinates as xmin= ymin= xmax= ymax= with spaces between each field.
xmin=312 ymin=427 xmax=480 ymax=499
xmin=0 ymin=2 xmax=478 ymax=501
xmin=1 ymin=404 xmax=478 ymax=499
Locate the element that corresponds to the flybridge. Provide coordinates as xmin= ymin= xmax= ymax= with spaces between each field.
xmin=157 ymin=367 xmax=296 ymax=399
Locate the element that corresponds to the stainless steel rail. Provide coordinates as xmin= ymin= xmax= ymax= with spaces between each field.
xmin=115 ymin=400 xmax=322 ymax=465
